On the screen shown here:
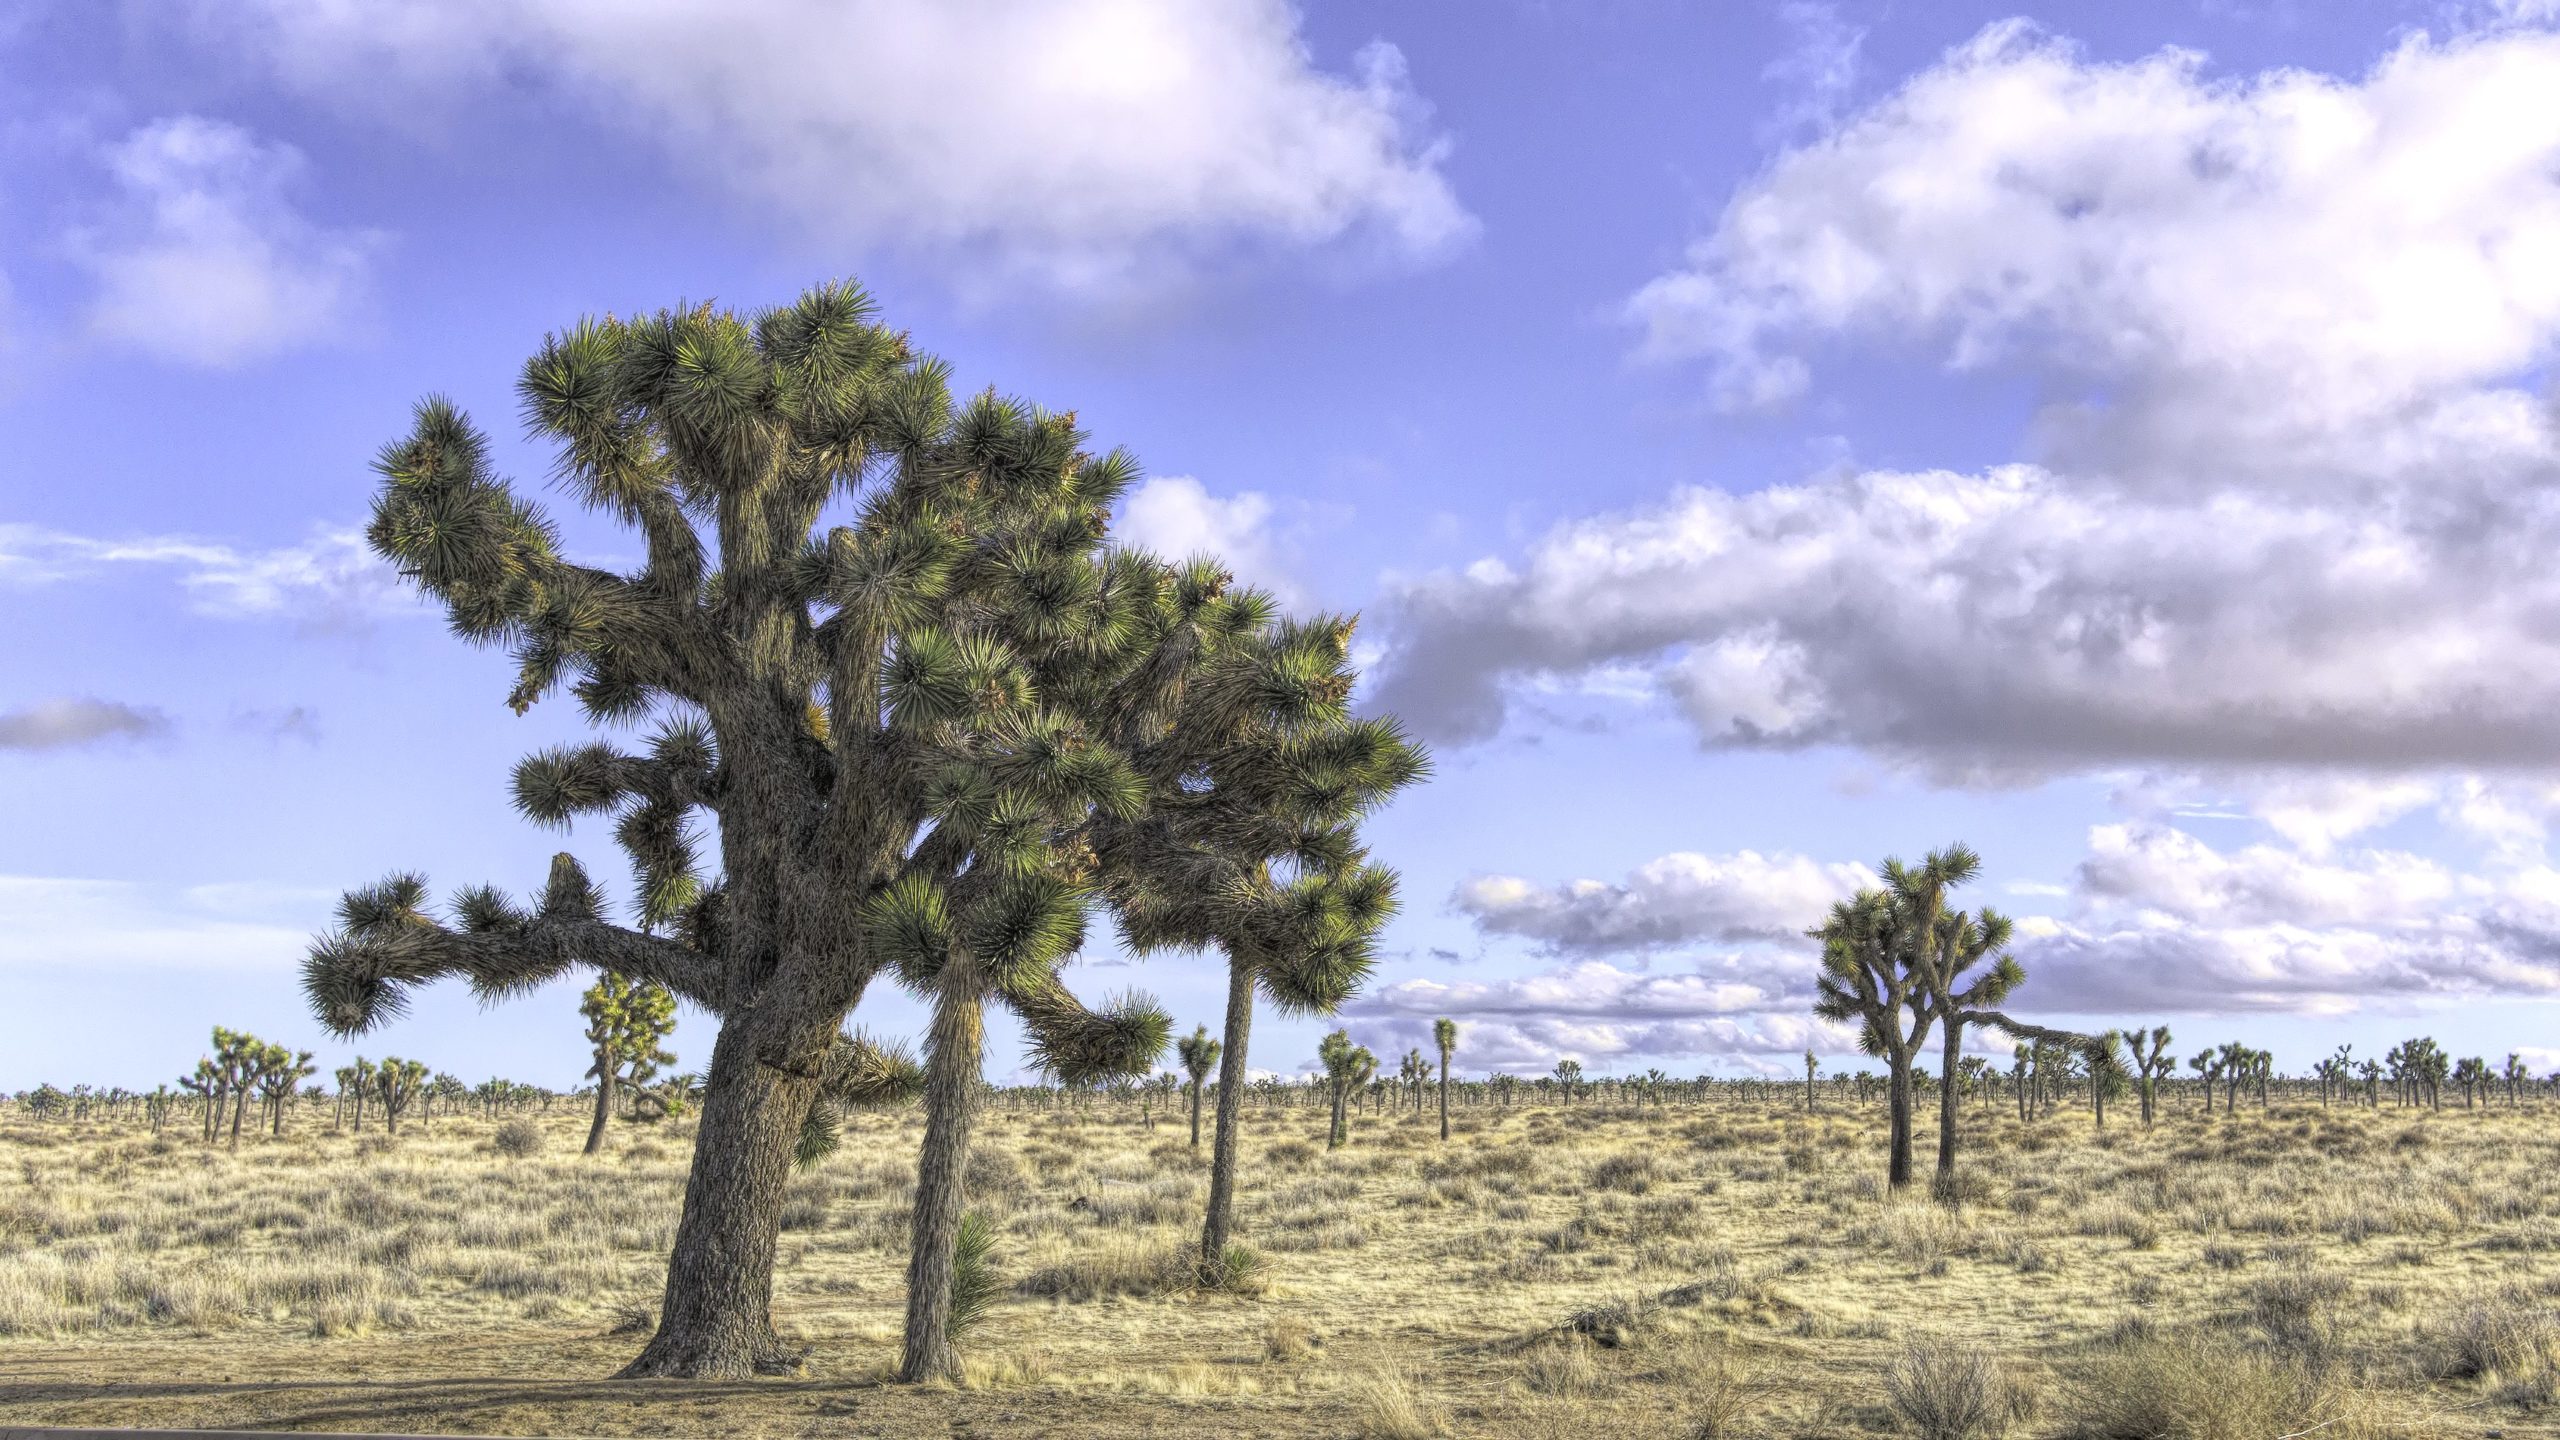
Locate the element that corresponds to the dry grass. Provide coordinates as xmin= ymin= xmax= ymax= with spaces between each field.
xmin=0 ymin=1096 xmax=2552 ymax=1435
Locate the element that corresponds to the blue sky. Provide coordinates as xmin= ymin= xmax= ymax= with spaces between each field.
xmin=9 ymin=0 xmax=2560 ymax=1090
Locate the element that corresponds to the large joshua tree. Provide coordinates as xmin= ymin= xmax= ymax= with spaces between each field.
xmin=1813 ymin=890 xmax=1931 ymax=1190
xmin=1817 ymin=844 xmax=2086 ymax=1195
xmin=301 ymin=283 xmax=1320 ymax=1379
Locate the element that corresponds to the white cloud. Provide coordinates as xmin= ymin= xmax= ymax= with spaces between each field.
xmin=0 ymin=876 xmax=329 ymax=970
xmin=0 ymin=524 xmax=409 ymax=626
xmin=2106 ymin=772 xmax=2441 ymax=857
xmin=1384 ymin=22 xmax=2560 ymax=776
xmin=1346 ymin=957 xmax=1847 ymax=1073
xmin=2075 ymin=822 xmax=2458 ymax=931
xmin=1114 ymin=475 xmax=1301 ymax=604
xmin=1373 ymin=465 xmax=2560 ymax=776
xmin=0 ymin=699 xmax=171 ymax=751
xmin=1625 ymin=21 xmax=2560 ymax=489
xmin=195 ymin=0 xmax=1470 ymax=292
xmin=71 ymin=116 xmax=377 ymax=367
xmin=2010 ymin=820 xmax=2560 ymax=1016
xmin=1454 ymin=849 xmax=1870 ymax=952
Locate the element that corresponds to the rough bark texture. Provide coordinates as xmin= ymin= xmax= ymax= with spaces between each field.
xmin=899 ymin=960 xmax=985 ymax=1383
xmin=1932 ymin=1022 xmax=1963 ymax=1196
xmin=1198 ymin=959 xmax=1256 ymax=1273
xmin=1886 ymin=1056 xmax=1915 ymax=1191
xmin=617 ymin=1023 xmax=821 ymax=1379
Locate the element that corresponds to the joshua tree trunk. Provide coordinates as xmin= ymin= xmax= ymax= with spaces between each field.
xmin=616 ymin=1020 xmax=822 ymax=1379
xmin=1932 ymin=1026 xmax=1962 ymax=1197
xmin=1886 ymin=1052 xmax=1916 ymax=1192
xmin=1199 ymin=959 xmax=1256 ymax=1275
xmin=586 ymin=1067 xmax=616 ymax=1156
xmin=1187 ymin=1076 xmax=1204 ymax=1150
xmin=899 ymin=959 xmax=985 ymax=1384
xmin=1437 ymin=1056 xmax=1450 ymax=1141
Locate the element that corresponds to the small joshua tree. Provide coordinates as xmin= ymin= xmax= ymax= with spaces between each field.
xmin=1177 ymin=1025 xmax=1221 ymax=1151
xmin=374 ymin=1057 xmax=427 ymax=1134
xmin=2086 ymin=1032 xmax=2127 ymax=1130
xmin=2123 ymin=1025 xmax=2173 ymax=1127
xmin=1443 ymin=1014 xmax=1464 ymax=1137
xmin=1399 ymin=1047 xmax=1429 ymax=1114
xmin=2454 ymin=1056 xmax=2491 ymax=1110
xmin=581 ymin=974 xmax=678 ymax=1154
xmin=1319 ymin=1029 xmax=1375 ymax=1150
xmin=256 ymin=1045 xmax=317 ymax=1136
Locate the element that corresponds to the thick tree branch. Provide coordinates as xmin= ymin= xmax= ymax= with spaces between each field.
xmin=306 ymin=913 xmax=725 ymax=1037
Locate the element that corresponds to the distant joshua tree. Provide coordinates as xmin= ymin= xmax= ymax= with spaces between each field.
xmin=255 ymin=1045 xmax=317 ymax=1136
xmin=2504 ymin=1052 xmax=2531 ymax=1107
xmin=1396 ymin=1047 xmax=1427 ymax=1115
xmin=1176 ymin=1025 xmax=1220 ymax=1151
xmin=2190 ymin=1048 xmax=2218 ymax=1114
xmin=2086 ymin=1032 xmax=2128 ymax=1130
xmin=2123 ymin=1025 xmax=2173 ymax=1127
xmin=2453 ymin=1056 xmax=2491 ymax=1110
xmin=2393 ymin=1037 xmax=2448 ymax=1109
xmin=1433 ymin=1014 xmax=1454 ymax=1137
xmin=373 ymin=1057 xmax=428 ymax=1134
xmin=1319 ymin=1030 xmax=1375 ymax=1150
xmin=581 ymin=974 xmax=679 ymax=1155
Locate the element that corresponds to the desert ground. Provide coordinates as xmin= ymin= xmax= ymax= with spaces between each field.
xmin=1 ymin=1091 xmax=2554 ymax=1438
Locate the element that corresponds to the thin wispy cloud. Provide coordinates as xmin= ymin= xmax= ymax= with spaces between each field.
xmin=0 ymin=523 xmax=411 ymax=626
xmin=0 ymin=698 xmax=171 ymax=751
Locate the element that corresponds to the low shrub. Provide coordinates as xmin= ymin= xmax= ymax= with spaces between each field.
xmin=1885 ymin=1338 xmax=2010 ymax=1440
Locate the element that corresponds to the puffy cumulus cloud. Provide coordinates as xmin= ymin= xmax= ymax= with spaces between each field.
xmin=71 ymin=117 xmax=377 ymax=367
xmin=1454 ymin=849 xmax=1869 ymax=952
xmin=0 ymin=524 xmax=409 ymax=627
xmin=0 ymin=699 xmax=171 ymax=751
xmin=2074 ymin=822 xmax=2457 ymax=930
xmin=0 ymin=876 xmax=329 ymax=969
xmin=1388 ymin=22 xmax=2560 ymax=774
xmin=1345 ymin=958 xmax=1847 ymax=1073
xmin=1370 ymin=465 xmax=2560 ymax=775
xmin=1113 ymin=476 xmax=1300 ymax=604
xmin=1624 ymin=22 xmax=2560 ymax=490
xmin=2012 ymin=821 xmax=2560 ymax=1016
xmin=196 ymin=0 xmax=1469 ymax=291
